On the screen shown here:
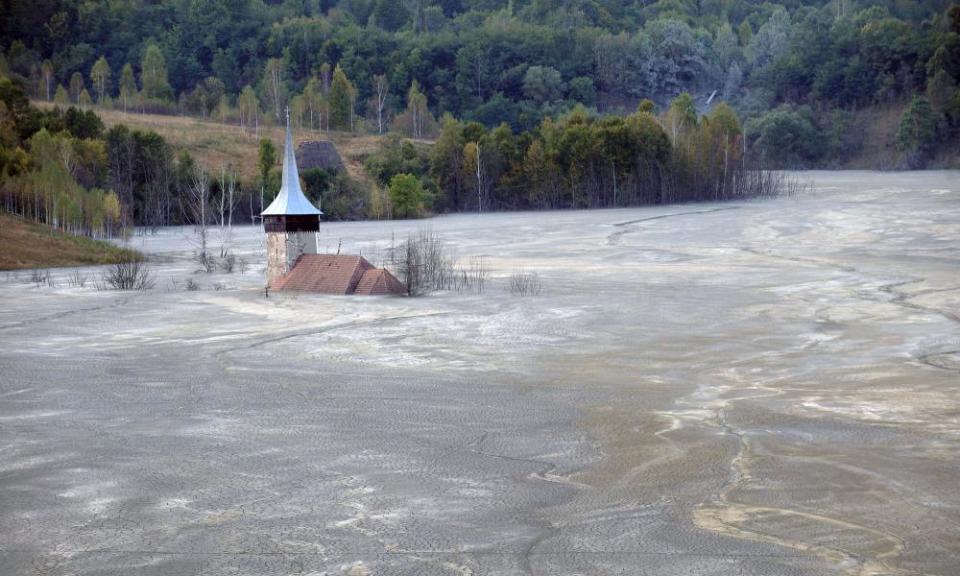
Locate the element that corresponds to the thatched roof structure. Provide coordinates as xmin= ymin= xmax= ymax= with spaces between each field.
xmin=295 ymin=140 xmax=345 ymax=173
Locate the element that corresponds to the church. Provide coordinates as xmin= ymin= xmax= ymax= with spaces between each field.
xmin=261 ymin=112 xmax=405 ymax=296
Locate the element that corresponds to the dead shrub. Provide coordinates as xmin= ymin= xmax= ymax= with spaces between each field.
xmin=452 ymin=256 xmax=490 ymax=294
xmin=220 ymin=254 xmax=236 ymax=273
xmin=508 ymin=270 xmax=543 ymax=296
xmin=103 ymin=255 xmax=154 ymax=290
xmin=67 ymin=271 xmax=88 ymax=288
xmin=197 ymin=252 xmax=216 ymax=273
xmin=31 ymin=269 xmax=50 ymax=288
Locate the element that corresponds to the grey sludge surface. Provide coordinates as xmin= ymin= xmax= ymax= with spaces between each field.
xmin=1 ymin=171 xmax=958 ymax=575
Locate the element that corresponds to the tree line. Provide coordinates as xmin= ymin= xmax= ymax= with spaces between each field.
xmin=365 ymin=95 xmax=783 ymax=218
xmin=1 ymin=1 xmax=958 ymax=166
xmin=0 ymin=73 xmax=268 ymax=236
xmin=2 ymin=61 xmax=785 ymax=239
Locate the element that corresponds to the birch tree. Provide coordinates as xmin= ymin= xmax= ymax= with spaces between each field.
xmin=69 ymin=72 xmax=85 ymax=104
xmin=140 ymin=43 xmax=171 ymax=100
xmin=407 ymin=80 xmax=427 ymax=138
xmin=41 ymin=60 xmax=54 ymax=101
xmin=90 ymin=56 xmax=111 ymax=104
xmin=238 ymin=85 xmax=258 ymax=134
xmin=329 ymin=65 xmax=355 ymax=131
xmin=119 ymin=63 xmax=136 ymax=113
xmin=374 ymin=74 xmax=389 ymax=135
xmin=262 ymin=58 xmax=287 ymax=122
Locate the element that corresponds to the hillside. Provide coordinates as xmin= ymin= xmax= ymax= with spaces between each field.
xmin=32 ymin=103 xmax=392 ymax=184
xmin=0 ymin=213 xmax=139 ymax=270
xmin=3 ymin=0 xmax=957 ymax=169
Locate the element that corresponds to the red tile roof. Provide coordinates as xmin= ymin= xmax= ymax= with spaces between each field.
xmin=354 ymin=268 xmax=406 ymax=295
xmin=271 ymin=254 xmax=404 ymax=295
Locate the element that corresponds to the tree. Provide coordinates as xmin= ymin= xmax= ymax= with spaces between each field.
xmin=119 ymin=63 xmax=137 ymax=113
xmin=665 ymin=92 xmax=698 ymax=142
xmin=258 ymin=137 xmax=277 ymax=212
xmin=261 ymin=58 xmax=287 ymax=122
xmin=714 ymin=22 xmax=740 ymax=69
xmin=430 ymin=115 xmax=466 ymax=210
xmin=567 ymin=77 xmax=596 ymax=106
xmin=747 ymin=105 xmax=818 ymax=167
xmin=69 ymin=72 xmax=85 ymax=104
xmin=746 ymin=8 xmax=791 ymax=70
xmin=372 ymin=0 xmax=410 ymax=32
xmin=216 ymin=94 xmax=231 ymax=124
xmin=90 ymin=57 xmax=111 ymax=104
xmin=186 ymin=164 xmax=211 ymax=268
xmin=302 ymin=78 xmax=323 ymax=130
xmin=462 ymin=140 xmax=486 ymax=212
xmin=522 ymin=66 xmax=563 ymax=103
xmin=896 ymin=96 xmax=939 ymax=166
xmin=374 ymin=74 xmax=389 ymax=135
xmin=388 ymin=173 xmax=425 ymax=218
xmin=238 ymin=85 xmax=259 ymax=134
xmin=737 ymin=20 xmax=752 ymax=47
xmin=140 ymin=43 xmax=171 ymax=101
xmin=41 ymin=60 xmax=54 ymax=101
xmin=328 ymin=65 xmax=355 ymax=131
xmin=216 ymin=164 xmax=239 ymax=257
xmin=184 ymin=76 xmax=225 ymax=117
xmin=407 ymin=80 xmax=428 ymax=138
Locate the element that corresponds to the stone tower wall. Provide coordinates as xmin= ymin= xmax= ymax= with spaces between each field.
xmin=266 ymin=231 xmax=319 ymax=288
xmin=266 ymin=232 xmax=288 ymax=287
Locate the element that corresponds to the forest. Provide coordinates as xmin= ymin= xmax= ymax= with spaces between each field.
xmin=0 ymin=0 xmax=959 ymax=232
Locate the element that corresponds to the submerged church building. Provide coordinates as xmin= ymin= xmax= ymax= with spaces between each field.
xmin=261 ymin=113 xmax=405 ymax=296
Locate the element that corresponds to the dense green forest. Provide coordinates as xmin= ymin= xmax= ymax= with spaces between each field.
xmin=2 ymin=0 xmax=958 ymax=165
xmin=0 ymin=0 xmax=959 ymax=234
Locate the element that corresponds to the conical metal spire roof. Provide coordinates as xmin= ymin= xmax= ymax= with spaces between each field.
xmin=261 ymin=108 xmax=322 ymax=216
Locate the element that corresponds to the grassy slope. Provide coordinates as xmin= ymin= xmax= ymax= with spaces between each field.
xmin=34 ymin=102 xmax=401 ymax=184
xmin=0 ymin=213 xmax=139 ymax=270
xmin=34 ymin=102 xmax=958 ymax=181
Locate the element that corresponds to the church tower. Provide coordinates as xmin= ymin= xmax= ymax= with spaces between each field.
xmin=262 ymin=109 xmax=323 ymax=287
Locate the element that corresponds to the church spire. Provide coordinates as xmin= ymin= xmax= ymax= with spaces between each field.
xmin=261 ymin=107 xmax=322 ymax=216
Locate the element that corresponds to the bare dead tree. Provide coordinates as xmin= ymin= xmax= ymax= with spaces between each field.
xmin=185 ymin=165 xmax=212 ymax=271
xmin=392 ymin=229 xmax=456 ymax=296
xmin=475 ymin=142 xmax=484 ymax=213
xmin=216 ymin=165 xmax=239 ymax=258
